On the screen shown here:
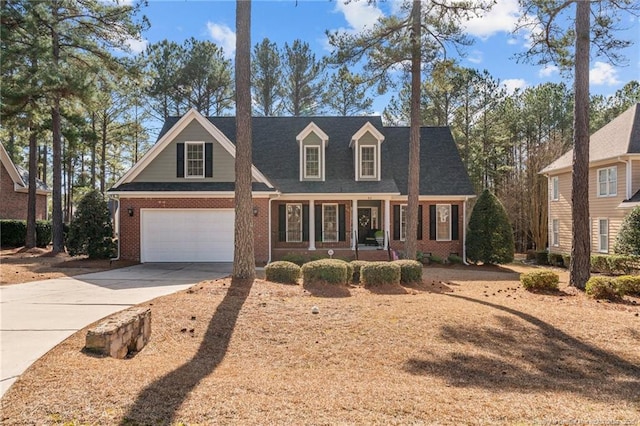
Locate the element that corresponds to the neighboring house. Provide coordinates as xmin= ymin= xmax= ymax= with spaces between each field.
xmin=541 ymin=103 xmax=640 ymax=256
xmin=0 ymin=142 xmax=49 ymax=221
xmin=108 ymin=109 xmax=475 ymax=264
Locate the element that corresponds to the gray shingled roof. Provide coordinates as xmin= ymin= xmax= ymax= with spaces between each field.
xmin=541 ymin=103 xmax=640 ymax=173
xmin=16 ymin=165 xmax=49 ymax=191
xmin=124 ymin=115 xmax=475 ymax=197
xmin=624 ymin=188 xmax=640 ymax=204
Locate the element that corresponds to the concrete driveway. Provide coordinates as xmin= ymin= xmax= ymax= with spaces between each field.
xmin=0 ymin=262 xmax=232 ymax=397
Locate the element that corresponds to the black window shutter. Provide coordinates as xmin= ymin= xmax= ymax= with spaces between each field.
xmin=393 ymin=205 xmax=400 ymax=240
xmin=451 ymin=204 xmax=459 ymax=240
xmin=278 ymin=205 xmax=286 ymax=242
xmin=338 ymin=204 xmax=346 ymax=241
xmin=315 ymin=205 xmax=322 ymax=241
xmin=176 ymin=143 xmax=185 ymax=178
xmin=205 ymin=143 xmax=213 ymax=177
xmin=302 ymin=205 xmax=309 ymax=242
xmin=429 ymin=205 xmax=436 ymax=240
xmin=417 ymin=205 xmax=423 ymax=240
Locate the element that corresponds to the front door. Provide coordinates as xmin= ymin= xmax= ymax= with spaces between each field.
xmin=357 ymin=208 xmax=372 ymax=244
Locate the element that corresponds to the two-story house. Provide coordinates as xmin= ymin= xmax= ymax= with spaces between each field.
xmin=541 ymin=103 xmax=640 ymax=256
xmin=108 ymin=109 xmax=475 ymax=264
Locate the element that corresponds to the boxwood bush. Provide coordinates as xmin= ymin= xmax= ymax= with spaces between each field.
xmin=393 ymin=259 xmax=423 ymax=283
xmin=561 ymin=254 xmax=571 ymax=269
xmin=535 ymin=251 xmax=549 ymax=265
xmin=585 ymin=276 xmax=623 ymax=300
xmin=350 ymin=260 xmax=370 ymax=285
xmin=265 ymin=261 xmax=301 ymax=284
xmin=301 ymin=259 xmax=350 ymax=285
xmin=0 ymin=220 xmax=52 ymax=247
xmin=361 ymin=262 xmax=401 ymax=287
xmin=615 ymin=275 xmax=640 ymax=296
xmin=520 ymin=270 xmax=560 ymax=291
xmin=590 ymin=255 xmax=611 ymax=274
xmin=547 ymin=252 xmax=564 ymax=267
xmin=36 ymin=220 xmax=52 ymax=247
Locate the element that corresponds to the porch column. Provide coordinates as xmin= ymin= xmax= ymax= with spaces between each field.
xmin=384 ymin=199 xmax=390 ymax=249
xmin=352 ymin=199 xmax=358 ymax=249
xmin=309 ymin=200 xmax=316 ymax=250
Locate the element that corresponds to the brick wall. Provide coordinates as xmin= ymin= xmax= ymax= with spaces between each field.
xmin=118 ymin=197 xmax=270 ymax=264
xmin=0 ymin=163 xmax=47 ymax=220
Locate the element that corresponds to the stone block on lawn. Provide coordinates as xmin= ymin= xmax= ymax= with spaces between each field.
xmin=85 ymin=307 xmax=151 ymax=359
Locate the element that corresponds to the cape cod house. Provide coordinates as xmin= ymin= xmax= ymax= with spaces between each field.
xmin=108 ymin=109 xmax=475 ymax=264
xmin=541 ymin=103 xmax=640 ymax=256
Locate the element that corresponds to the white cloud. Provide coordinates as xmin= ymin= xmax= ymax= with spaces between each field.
xmin=590 ymin=61 xmax=620 ymax=86
xmin=124 ymin=36 xmax=148 ymax=54
xmin=206 ymin=22 xmax=236 ymax=59
xmin=538 ymin=64 xmax=559 ymax=78
xmin=463 ymin=0 xmax=521 ymax=39
xmin=468 ymin=50 xmax=483 ymax=64
xmin=334 ymin=0 xmax=383 ymax=32
xmin=502 ymin=78 xmax=527 ymax=94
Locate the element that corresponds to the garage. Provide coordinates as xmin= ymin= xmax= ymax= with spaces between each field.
xmin=140 ymin=209 xmax=235 ymax=262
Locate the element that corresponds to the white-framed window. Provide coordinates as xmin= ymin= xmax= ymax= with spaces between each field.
xmin=304 ymin=146 xmax=320 ymax=178
xmin=185 ymin=142 xmax=204 ymax=178
xmin=598 ymin=218 xmax=609 ymax=253
xmin=400 ymin=204 xmax=407 ymax=241
xmin=360 ymin=145 xmax=376 ymax=178
xmin=322 ymin=204 xmax=338 ymax=242
xmin=551 ymin=176 xmax=559 ymax=201
xmin=552 ymin=219 xmax=559 ymax=247
xmin=597 ymin=166 xmax=617 ymax=197
xmin=286 ymin=203 xmax=302 ymax=242
xmin=436 ymin=204 xmax=451 ymax=241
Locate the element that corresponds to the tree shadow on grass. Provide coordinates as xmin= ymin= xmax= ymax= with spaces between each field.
xmin=404 ymin=294 xmax=640 ymax=405
xmin=119 ymin=278 xmax=253 ymax=425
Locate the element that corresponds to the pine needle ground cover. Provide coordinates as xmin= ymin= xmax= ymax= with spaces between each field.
xmin=2 ymin=265 xmax=639 ymax=425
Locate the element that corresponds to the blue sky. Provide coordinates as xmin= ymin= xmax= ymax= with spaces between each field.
xmin=127 ymin=0 xmax=640 ymax=114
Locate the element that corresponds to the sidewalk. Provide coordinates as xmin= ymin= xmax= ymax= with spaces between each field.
xmin=0 ymin=262 xmax=231 ymax=397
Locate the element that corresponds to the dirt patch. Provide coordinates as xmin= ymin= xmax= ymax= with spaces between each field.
xmin=0 ymin=246 xmax=138 ymax=285
xmin=1 ymin=263 xmax=639 ymax=425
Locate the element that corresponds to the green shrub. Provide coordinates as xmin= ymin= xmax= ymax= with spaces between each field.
xmin=590 ymin=255 xmax=611 ymax=274
xmin=447 ymin=254 xmax=464 ymax=264
xmin=301 ymin=259 xmax=349 ymax=285
xmin=429 ymin=254 xmax=443 ymax=264
xmin=265 ymin=261 xmax=301 ymax=284
xmin=466 ymin=189 xmax=515 ymax=265
xmin=393 ymin=259 xmax=423 ymax=283
xmin=585 ymin=276 xmax=623 ymax=300
xmin=350 ymin=260 xmax=369 ymax=284
xmin=614 ymin=206 xmax=640 ymax=255
xmin=520 ymin=270 xmax=560 ymax=291
xmin=614 ymin=275 xmax=640 ymax=296
xmin=561 ymin=254 xmax=571 ymax=269
xmin=360 ymin=262 xmax=401 ymax=287
xmin=280 ymin=253 xmax=308 ymax=266
xmin=607 ymin=255 xmax=638 ymax=275
xmin=535 ymin=251 xmax=549 ymax=265
xmin=66 ymin=190 xmax=115 ymax=259
xmin=0 ymin=220 xmax=26 ymax=247
xmin=547 ymin=252 xmax=564 ymax=267
xmin=35 ymin=220 xmax=52 ymax=247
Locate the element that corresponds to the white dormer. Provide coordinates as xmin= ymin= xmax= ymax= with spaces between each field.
xmin=350 ymin=122 xmax=385 ymax=181
xmin=297 ymin=122 xmax=329 ymax=181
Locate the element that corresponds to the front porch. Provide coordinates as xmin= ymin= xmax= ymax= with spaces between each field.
xmin=272 ymin=245 xmax=392 ymax=262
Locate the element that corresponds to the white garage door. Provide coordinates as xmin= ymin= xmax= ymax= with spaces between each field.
xmin=141 ymin=209 xmax=234 ymax=262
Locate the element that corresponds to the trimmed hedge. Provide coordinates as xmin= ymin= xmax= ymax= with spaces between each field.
xmin=590 ymin=254 xmax=640 ymax=275
xmin=535 ymin=251 xmax=549 ymax=265
xmin=301 ymin=259 xmax=350 ymax=285
xmin=0 ymin=220 xmax=52 ymax=248
xmin=393 ymin=259 xmax=423 ymax=283
xmin=361 ymin=262 xmax=401 ymax=287
xmin=615 ymin=275 xmax=640 ymax=296
xmin=350 ymin=260 xmax=369 ymax=285
xmin=265 ymin=261 xmax=301 ymax=284
xmin=561 ymin=254 xmax=571 ymax=269
xmin=585 ymin=276 xmax=623 ymax=300
xmin=447 ymin=254 xmax=464 ymax=265
xmin=547 ymin=252 xmax=564 ymax=267
xmin=520 ymin=270 xmax=560 ymax=291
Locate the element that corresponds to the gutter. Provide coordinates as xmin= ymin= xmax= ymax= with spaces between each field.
xmin=462 ymin=195 xmax=472 ymax=265
xmin=109 ymin=195 xmax=120 ymax=262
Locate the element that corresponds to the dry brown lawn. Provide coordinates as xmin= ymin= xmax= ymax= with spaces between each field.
xmin=1 ymin=263 xmax=639 ymax=425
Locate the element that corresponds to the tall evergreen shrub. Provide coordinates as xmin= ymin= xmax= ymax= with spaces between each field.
xmin=466 ymin=189 xmax=515 ymax=265
xmin=66 ymin=190 xmax=115 ymax=258
xmin=614 ymin=206 xmax=640 ymax=255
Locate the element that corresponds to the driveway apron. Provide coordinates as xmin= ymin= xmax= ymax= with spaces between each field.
xmin=0 ymin=262 xmax=231 ymax=397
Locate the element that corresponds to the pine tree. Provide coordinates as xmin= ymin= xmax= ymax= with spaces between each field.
xmin=281 ymin=40 xmax=325 ymax=116
xmin=251 ymin=38 xmax=282 ymax=116
xmin=466 ymin=189 xmax=515 ymax=265
xmin=66 ymin=190 xmax=115 ymax=259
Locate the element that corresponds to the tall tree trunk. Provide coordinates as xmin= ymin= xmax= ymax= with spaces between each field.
xmin=232 ymin=0 xmax=255 ymax=282
xmin=50 ymin=4 xmax=64 ymax=254
xmin=91 ymin=112 xmax=97 ymax=188
xmin=405 ymin=0 xmax=421 ymax=260
xmin=25 ymin=118 xmax=38 ymax=248
xmin=570 ymin=1 xmax=591 ymax=289
xmin=100 ymin=112 xmax=107 ymax=193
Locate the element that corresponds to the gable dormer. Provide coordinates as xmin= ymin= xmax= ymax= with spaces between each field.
xmin=297 ymin=122 xmax=329 ymax=181
xmin=350 ymin=122 xmax=385 ymax=181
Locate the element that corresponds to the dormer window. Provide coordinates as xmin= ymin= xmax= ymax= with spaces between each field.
xmin=186 ymin=142 xmax=204 ymax=178
xmin=304 ymin=146 xmax=320 ymax=178
xmin=360 ymin=146 xmax=376 ymax=178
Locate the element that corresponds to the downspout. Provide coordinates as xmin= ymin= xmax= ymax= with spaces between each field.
xmin=267 ymin=192 xmax=281 ymax=264
xmin=462 ymin=196 xmax=469 ymax=265
xmin=109 ymin=195 xmax=120 ymax=262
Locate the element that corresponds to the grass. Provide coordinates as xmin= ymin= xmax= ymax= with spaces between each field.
xmin=1 ymin=264 xmax=639 ymax=425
